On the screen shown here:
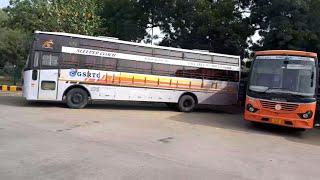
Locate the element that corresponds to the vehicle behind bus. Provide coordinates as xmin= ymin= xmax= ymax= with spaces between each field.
xmin=244 ymin=50 xmax=318 ymax=129
xmin=23 ymin=31 xmax=241 ymax=112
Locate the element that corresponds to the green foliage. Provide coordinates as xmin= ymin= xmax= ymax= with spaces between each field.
xmin=0 ymin=8 xmax=8 ymax=24
xmin=159 ymin=0 xmax=254 ymax=56
xmin=0 ymin=27 xmax=29 ymax=68
xmin=3 ymin=0 xmax=320 ymax=69
xmin=245 ymin=61 xmax=252 ymax=68
xmin=249 ymin=0 xmax=320 ymax=54
xmin=6 ymin=0 xmax=102 ymax=36
xmin=100 ymin=0 xmax=147 ymax=41
xmin=1 ymin=0 xmax=103 ymax=68
xmin=0 ymin=9 xmax=29 ymax=68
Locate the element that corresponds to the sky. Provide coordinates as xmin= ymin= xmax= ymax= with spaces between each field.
xmin=0 ymin=0 xmax=9 ymax=8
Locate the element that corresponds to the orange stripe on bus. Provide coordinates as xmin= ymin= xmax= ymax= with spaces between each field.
xmin=59 ymin=78 xmax=236 ymax=93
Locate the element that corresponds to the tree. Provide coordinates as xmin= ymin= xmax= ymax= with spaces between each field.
xmin=159 ymin=0 xmax=254 ymax=56
xmin=249 ymin=0 xmax=320 ymax=54
xmin=6 ymin=0 xmax=102 ymax=36
xmin=99 ymin=0 xmax=177 ymax=42
xmin=1 ymin=0 xmax=103 ymax=68
xmin=99 ymin=0 xmax=147 ymax=41
xmin=0 ymin=9 xmax=29 ymax=68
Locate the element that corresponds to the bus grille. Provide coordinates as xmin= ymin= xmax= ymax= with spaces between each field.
xmin=260 ymin=101 xmax=299 ymax=111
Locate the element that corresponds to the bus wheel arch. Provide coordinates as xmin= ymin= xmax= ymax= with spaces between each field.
xmin=177 ymin=92 xmax=198 ymax=112
xmin=63 ymin=85 xmax=91 ymax=109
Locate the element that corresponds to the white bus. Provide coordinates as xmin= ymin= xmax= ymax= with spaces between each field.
xmin=23 ymin=31 xmax=241 ymax=112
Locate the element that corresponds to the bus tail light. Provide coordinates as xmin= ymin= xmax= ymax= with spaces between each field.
xmin=246 ymin=104 xmax=259 ymax=113
xmin=298 ymin=111 xmax=313 ymax=119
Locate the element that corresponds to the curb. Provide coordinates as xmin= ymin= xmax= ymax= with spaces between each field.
xmin=0 ymin=85 xmax=22 ymax=91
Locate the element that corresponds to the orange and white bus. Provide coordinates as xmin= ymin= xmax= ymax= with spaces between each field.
xmin=244 ymin=50 xmax=318 ymax=129
xmin=23 ymin=31 xmax=241 ymax=112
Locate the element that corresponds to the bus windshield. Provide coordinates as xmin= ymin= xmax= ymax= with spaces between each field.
xmin=249 ymin=56 xmax=316 ymax=97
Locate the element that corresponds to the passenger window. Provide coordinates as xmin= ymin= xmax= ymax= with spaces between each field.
xmin=183 ymin=67 xmax=199 ymax=78
xmin=170 ymin=65 xmax=183 ymax=77
xmin=117 ymin=60 xmax=137 ymax=73
xmin=153 ymin=63 xmax=170 ymax=76
xmin=34 ymin=52 xmax=39 ymax=67
xmin=102 ymin=58 xmax=117 ymax=71
xmin=42 ymin=54 xmax=59 ymax=67
xmin=41 ymin=81 xmax=56 ymax=90
xmin=136 ymin=62 xmax=152 ymax=74
xmin=61 ymin=53 xmax=80 ymax=68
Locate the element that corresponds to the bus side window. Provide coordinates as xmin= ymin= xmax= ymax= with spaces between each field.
xmin=117 ymin=60 xmax=136 ymax=73
xmin=34 ymin=52 xmax=39 ymax=68
xmin=183 ymin=66 xmax=199 ymax=78
xmin=61 ymin=53 xmax=80 ymax=68
xmin=136 ymin=61 xmax=152 ymax=74
xmin=84 ymin=55 xmax=97 ymax=68
xmin=102 ymin=58 xmax=117 ymax=71
xmin=42 ymin=54 xmax=59 ymax=67
xmin=152 ymin=63 xmax=170 ymax=76
xmin=170 ymin=65 xmax=183 ymax=77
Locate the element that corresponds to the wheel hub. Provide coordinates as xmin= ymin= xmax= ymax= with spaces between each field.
xmin=183 ymin=100 xmax=192 ymax=107
xmin=71 ymin=93 xmax=83 ymax=104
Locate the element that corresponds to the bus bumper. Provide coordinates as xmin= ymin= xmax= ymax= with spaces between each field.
xmin=244 ymin=112 xmax=314 ymax=129
xmin=244 ymin=96 xmax=316 ymax=129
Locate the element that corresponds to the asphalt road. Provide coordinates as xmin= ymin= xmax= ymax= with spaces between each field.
xmin=1 ymin=91 xmax=320 ymax=180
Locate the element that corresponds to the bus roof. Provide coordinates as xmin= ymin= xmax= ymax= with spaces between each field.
xmin=255 ymin=50 xmax=317 ymax=58
xmin=35 ymin=31 xmax=240 ymax=59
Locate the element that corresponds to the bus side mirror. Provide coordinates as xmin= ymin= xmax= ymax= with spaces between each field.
xmin=32 ymin=70 xmax=38 ymax=80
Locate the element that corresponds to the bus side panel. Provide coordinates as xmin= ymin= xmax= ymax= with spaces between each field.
xmin=196 ymin=91 xmax=238 ymax=105
xmin=23 ymin=70 xmax=39 ymax=100
xmin=57 ymin=69 xmax=239 ymax=105
xmin=115 ymin=87 xmax=172 ymax=102
xmin=57 ymin=81 xmax=72 ymax=101
xmin=196 ymin=81 xmax=239 ymax=105
xmin=57 ymin=81 xmax=94 ymax=101
xmin=69 ymin=84 xmax=238 ymax=105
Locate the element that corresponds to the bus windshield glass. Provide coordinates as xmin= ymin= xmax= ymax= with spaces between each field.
xmin=249 ymin=55 xmax=316 ymax=97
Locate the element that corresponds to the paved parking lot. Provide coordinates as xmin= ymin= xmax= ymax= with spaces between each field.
xmin=1 ymin=91 xmax=320 ymax=180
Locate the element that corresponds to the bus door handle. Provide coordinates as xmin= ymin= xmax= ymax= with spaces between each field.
xmin=32 ymin=70 xmax=38 ymax=80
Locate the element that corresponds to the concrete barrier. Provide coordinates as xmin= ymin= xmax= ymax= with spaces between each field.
xmin=0 ymin=85 xmax=22 ymax=91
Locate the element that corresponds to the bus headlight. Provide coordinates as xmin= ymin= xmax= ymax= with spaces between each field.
xmin=298 ymin=111 xmax=313 ymax=119
xmin=246 ymin=104 xmax=258 ymax=113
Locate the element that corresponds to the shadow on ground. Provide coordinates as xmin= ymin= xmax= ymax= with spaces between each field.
xmin=0 ymin=94 xmax=242 ymax=113
xmin=1 ymin=94 xmax=320 ymax=146
xmin=169 ymin=109 xmax=320 ymax=147
xmin=0 ymin=95 xmax=173 ymax=111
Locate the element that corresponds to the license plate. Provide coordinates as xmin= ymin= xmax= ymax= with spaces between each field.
xmin=271 ymin=118 xmax=283 ymax=125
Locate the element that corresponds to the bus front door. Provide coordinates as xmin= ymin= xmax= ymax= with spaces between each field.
xmin=38 ymin=52 xmax=59 ymax=100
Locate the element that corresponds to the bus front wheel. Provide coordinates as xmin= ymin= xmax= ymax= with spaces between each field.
xmin=66 ymin=88 xmax=88 ymax=109
xmin=178 ymin=95 xmax=196 ymax=112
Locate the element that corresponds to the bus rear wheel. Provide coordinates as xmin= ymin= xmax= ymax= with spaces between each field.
xmin=178 ymin=95 xmax=196 ymax=112
xmin=66 ymin=88 xmax=88 ymax=109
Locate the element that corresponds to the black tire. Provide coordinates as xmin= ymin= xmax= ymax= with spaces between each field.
xmin=165 ymin=103 xmax=177 ymax=109
xmin=66 ymin=88 xmax=88 ymax=109
xmin=178 ymin=95 xmax=196 ymax=112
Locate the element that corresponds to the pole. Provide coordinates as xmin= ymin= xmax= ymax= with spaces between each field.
xmin=13 ymin=65 xmax=17 ymax=85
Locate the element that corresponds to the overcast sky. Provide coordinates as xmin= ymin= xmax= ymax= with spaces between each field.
xmin=0 ymin=0 xmax=9 ymax=8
